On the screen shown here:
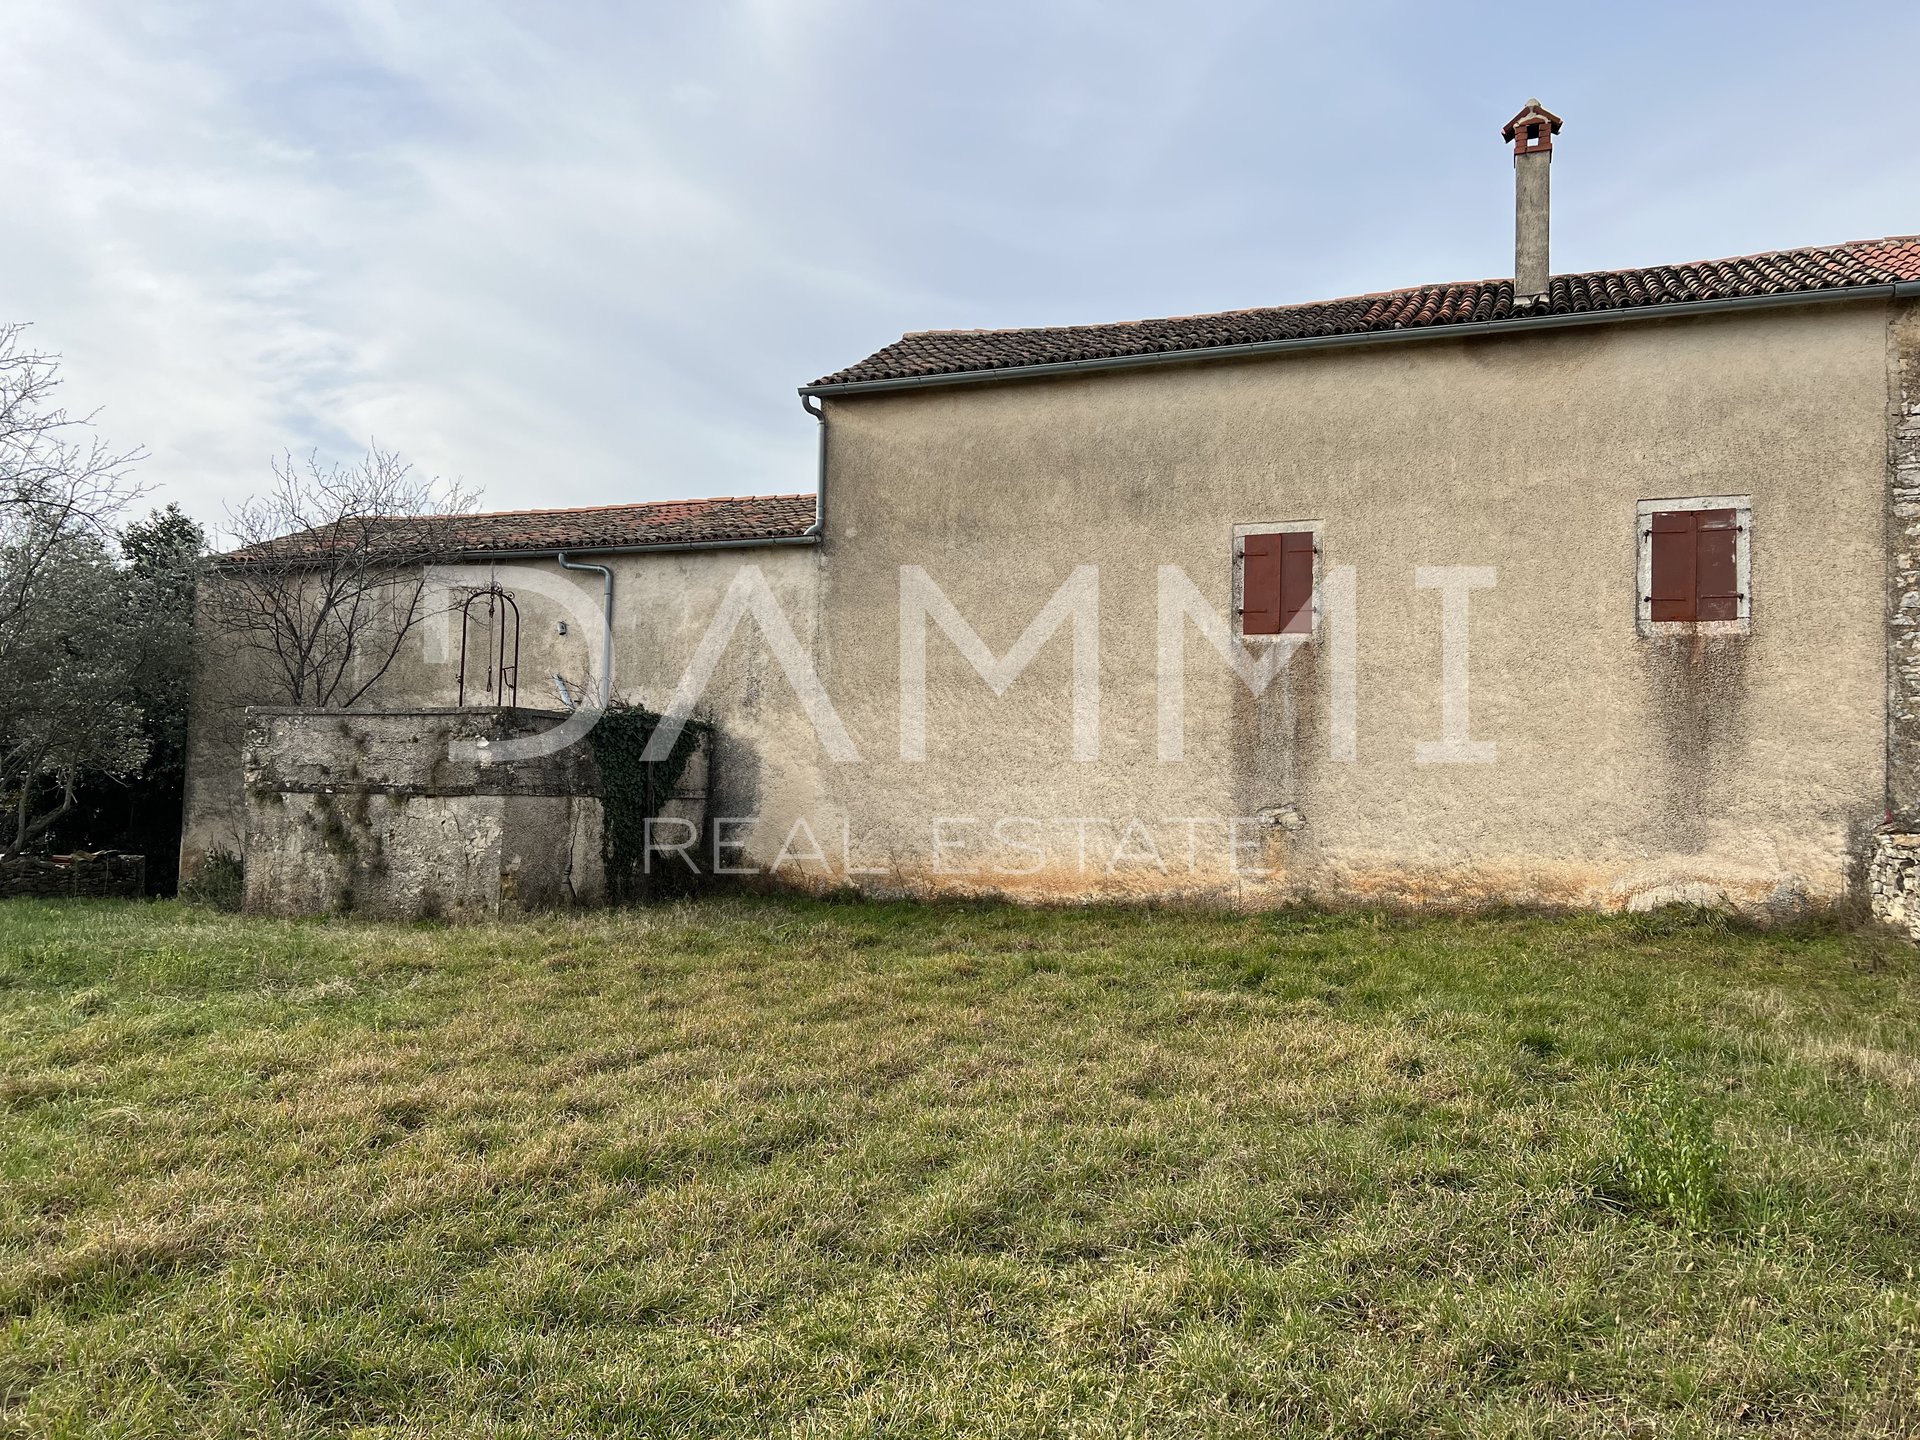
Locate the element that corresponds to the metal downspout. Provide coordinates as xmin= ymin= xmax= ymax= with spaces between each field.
xmin=801 ymin=394 xmax=826 ymax=537
xmin=543 ymin=402 xmax=823 ymax=706
xmin=556 ymin=552 xmax=614 ymax=707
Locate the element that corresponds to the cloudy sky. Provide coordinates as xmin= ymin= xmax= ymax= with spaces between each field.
xmin=4 ymin=0 xmax=1917 ymax=533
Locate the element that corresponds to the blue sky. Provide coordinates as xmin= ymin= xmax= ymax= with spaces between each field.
xmin=4 ymin=0 xmax=1917 ymax=531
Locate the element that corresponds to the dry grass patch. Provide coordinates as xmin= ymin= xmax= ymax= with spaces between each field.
xmin=0 ymin=897 xmax=1916 ymax=1437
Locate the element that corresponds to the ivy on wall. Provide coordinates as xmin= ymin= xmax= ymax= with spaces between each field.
xmin=587 ymin=705 xmax=710 ymax=903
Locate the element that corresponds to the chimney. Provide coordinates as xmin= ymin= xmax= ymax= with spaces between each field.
xmin=1501 ymin=99 xmax=1562 ymax=304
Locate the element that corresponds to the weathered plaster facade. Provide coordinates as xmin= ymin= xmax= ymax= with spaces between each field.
xmin=793 ymin=301 xmax=1892 ymax=911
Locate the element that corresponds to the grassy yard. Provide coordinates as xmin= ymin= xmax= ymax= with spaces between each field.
xmin=1 ymin=899 xmax=1918 ymax=1437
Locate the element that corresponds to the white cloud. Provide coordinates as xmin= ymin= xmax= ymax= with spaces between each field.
xmin=0 ymin=0 xmax=1915 ymax=533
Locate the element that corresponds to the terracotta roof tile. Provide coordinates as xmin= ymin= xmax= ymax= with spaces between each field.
xmin=227 ymin=493 xmax=816 ymax=563
xmin=810 ymin=235 xmax=1920 ymax=388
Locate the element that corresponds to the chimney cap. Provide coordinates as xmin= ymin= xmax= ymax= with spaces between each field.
xmin=1502 ymin=99 xmax=1563 ymax=153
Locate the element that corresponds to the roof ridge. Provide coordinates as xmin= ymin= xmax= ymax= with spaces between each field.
xmin=894 ymin=232 xmax=1920 ymax=344
xmin=901 ymin=278 xmax=1511 ymax=339
xmin=224 ymin=492 xmax=821 ymax=563
xmin=1559 ymin=232 xmax=1920 ymax=280
xmin=383 ymin=492 xmax=816 ymax=524
xmin=820 ymin=230 xmax=1920 ymax=389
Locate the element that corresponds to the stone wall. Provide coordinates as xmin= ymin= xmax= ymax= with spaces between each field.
xmin=1887 ymin=299 xmax=1920 ymax=817
xmin=1868 ymin=829 xmax=1920 ymax=940
xmin=0 ymin=852 xmax=147 ymax=901
xmin=240 ymin=708 xmax=707 ymax=920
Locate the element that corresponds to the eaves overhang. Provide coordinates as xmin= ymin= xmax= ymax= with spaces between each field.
xmin=801 ymin=282 xmax=1920 ymax=399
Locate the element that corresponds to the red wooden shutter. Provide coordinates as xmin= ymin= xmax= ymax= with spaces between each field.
xmin=1694 ymin=508 xmax=1740 ymax=621
xmin=1278 ymin=532 xmax=1315 ymax=634
xmin=1241 ymin=534 xmax=1283 ymax=635
xmin=1648 ymin=511 xmax=1697 ymax=622
xmin=1649 ymin=508 xmax=1741 ymax=623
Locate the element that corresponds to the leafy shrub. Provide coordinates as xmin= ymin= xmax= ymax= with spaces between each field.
xmin=1609 ymin=1064 xmax=1726 ymax=1229
xmin=180 ymin=848 xmax=244 ymax=912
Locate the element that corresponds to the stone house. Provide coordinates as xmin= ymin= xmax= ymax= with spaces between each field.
xmin=183 ymin=103 xmax=1920 ymax=918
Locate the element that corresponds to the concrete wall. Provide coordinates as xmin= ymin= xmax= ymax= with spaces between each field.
xmin=239 ymin=708 xmax=710 ymax=918
xmin=800 ymin=300 xmax=1895 ymax=911
xmin=242 ymin=709 xmax=608 ymax=919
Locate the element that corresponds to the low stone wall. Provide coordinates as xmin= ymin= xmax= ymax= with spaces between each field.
xmin=241 ymin=708 xmax=707 ymax=920
xmin=0 ymin=852 xmax=147 ymax=901
xmin=1868 ymin=829 xmax=1920 ymax=940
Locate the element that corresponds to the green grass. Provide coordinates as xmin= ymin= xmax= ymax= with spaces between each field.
xmin=1 ymin=898 xmax=1918 ymax=1437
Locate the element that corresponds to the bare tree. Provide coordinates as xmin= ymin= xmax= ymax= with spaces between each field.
xmin=208 ymin=446 xmax=479 ymax=708
xmin=0 ymin=323 xmax=146 ymax=654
